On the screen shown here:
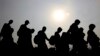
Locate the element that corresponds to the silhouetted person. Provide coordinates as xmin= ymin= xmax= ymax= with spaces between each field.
xmin=0 ymin=20 xmax=16 ymax=49
xmin=87 ymin=24 xmax=100 ymax=55
xmin=34 ymin=26 xmax=49 ymax=52
xmin=75 ymin=27 xmax=88 ymax=56
xmin=68 ymin=19 xmax=80 ymax=47
xmin=51 ymin=27 xmax=62 ymax=56
xmin=59 ymin=31 xmax=70 ymax=56
xmin=68 ymin=19 xmax=80 ymax=55
xmin=25 ymin=29 xmax=35 ymax=55
xmin=26 ymin=29 xmax=35 ymax=49
xmin=17 ymin=20 xmax=30 ymax=49
xmin=17 ymin=20 xmax=35 ymax=55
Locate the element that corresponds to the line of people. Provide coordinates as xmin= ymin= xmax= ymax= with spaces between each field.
xmin=0 ymin=19 xmax=100 ymax=56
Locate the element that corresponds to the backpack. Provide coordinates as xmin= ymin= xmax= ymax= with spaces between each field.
xmin=34 ymin=35 xmax=40 ymax=44
xmin=49 ymin=35 xmax=55 ymax=45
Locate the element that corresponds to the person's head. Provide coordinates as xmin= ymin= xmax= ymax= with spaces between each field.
xmin=25 ymin=20 xmax=29 ymax=25
xmin=8 ymin=20 xmax=13 ymax=25
xmin=75 ymin=19 xmax=80 ymax=25
xmin=42 ymin=26 xmax=46 ymax=32
xmin=89 ymin=24 xmax=95 ymax=30
xmin=57 ymin=27 xmax=62 ymax=33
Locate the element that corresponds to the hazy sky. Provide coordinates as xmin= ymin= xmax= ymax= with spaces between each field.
xmin=0 ymin=0 xmax=100 ymax=47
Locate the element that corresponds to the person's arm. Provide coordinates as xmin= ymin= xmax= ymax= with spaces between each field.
xmin=46 ymin=37 xmax=49 ymax=41
xmin=0 ymin=24 xmax=6 ymax=36
xmin=45 ymin=34 xmax=49 ymax=41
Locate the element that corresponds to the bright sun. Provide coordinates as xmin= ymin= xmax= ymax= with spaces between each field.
xmin=52 ymin=9 xmax=70 ymax=22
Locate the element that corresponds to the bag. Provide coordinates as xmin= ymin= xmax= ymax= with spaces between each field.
xmin=34 ymin=35 xmax=40 ymax=44
xmin=49 ymin=36 xmax=55 ymax=45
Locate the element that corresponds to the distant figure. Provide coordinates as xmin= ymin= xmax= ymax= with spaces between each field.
xmin=68 ymin=19 xmax=80 ymax=43
xmin=68 ymin=19 xmax=80 ymax=55
xmin=87 ymin=24 xmax=100 ymax=51
xmin=60 ymin=31 xmax=70 ymax=56
xmin=34 ymin=26 xmax=49 ymax=51
xmin=68 ymin=19 xmax=80 ymax=44
xmin=17 ymin=20 xmax=31 ymax=49
xmin=0 ymin=20 xmax=15 ymax=48
xmin=75 ymin=27 xmax=87 ymax=56
xmin=49 ymin=27 xmax=62 ymax=46
xmin=26 ymin=29 xmax=35 ymax=49
xmin=50 ymin=27 xmax=62 ymax=56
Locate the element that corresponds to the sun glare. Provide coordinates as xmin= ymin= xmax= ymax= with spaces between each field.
xmin=52 ymin=9 xmax=70 ymax=22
